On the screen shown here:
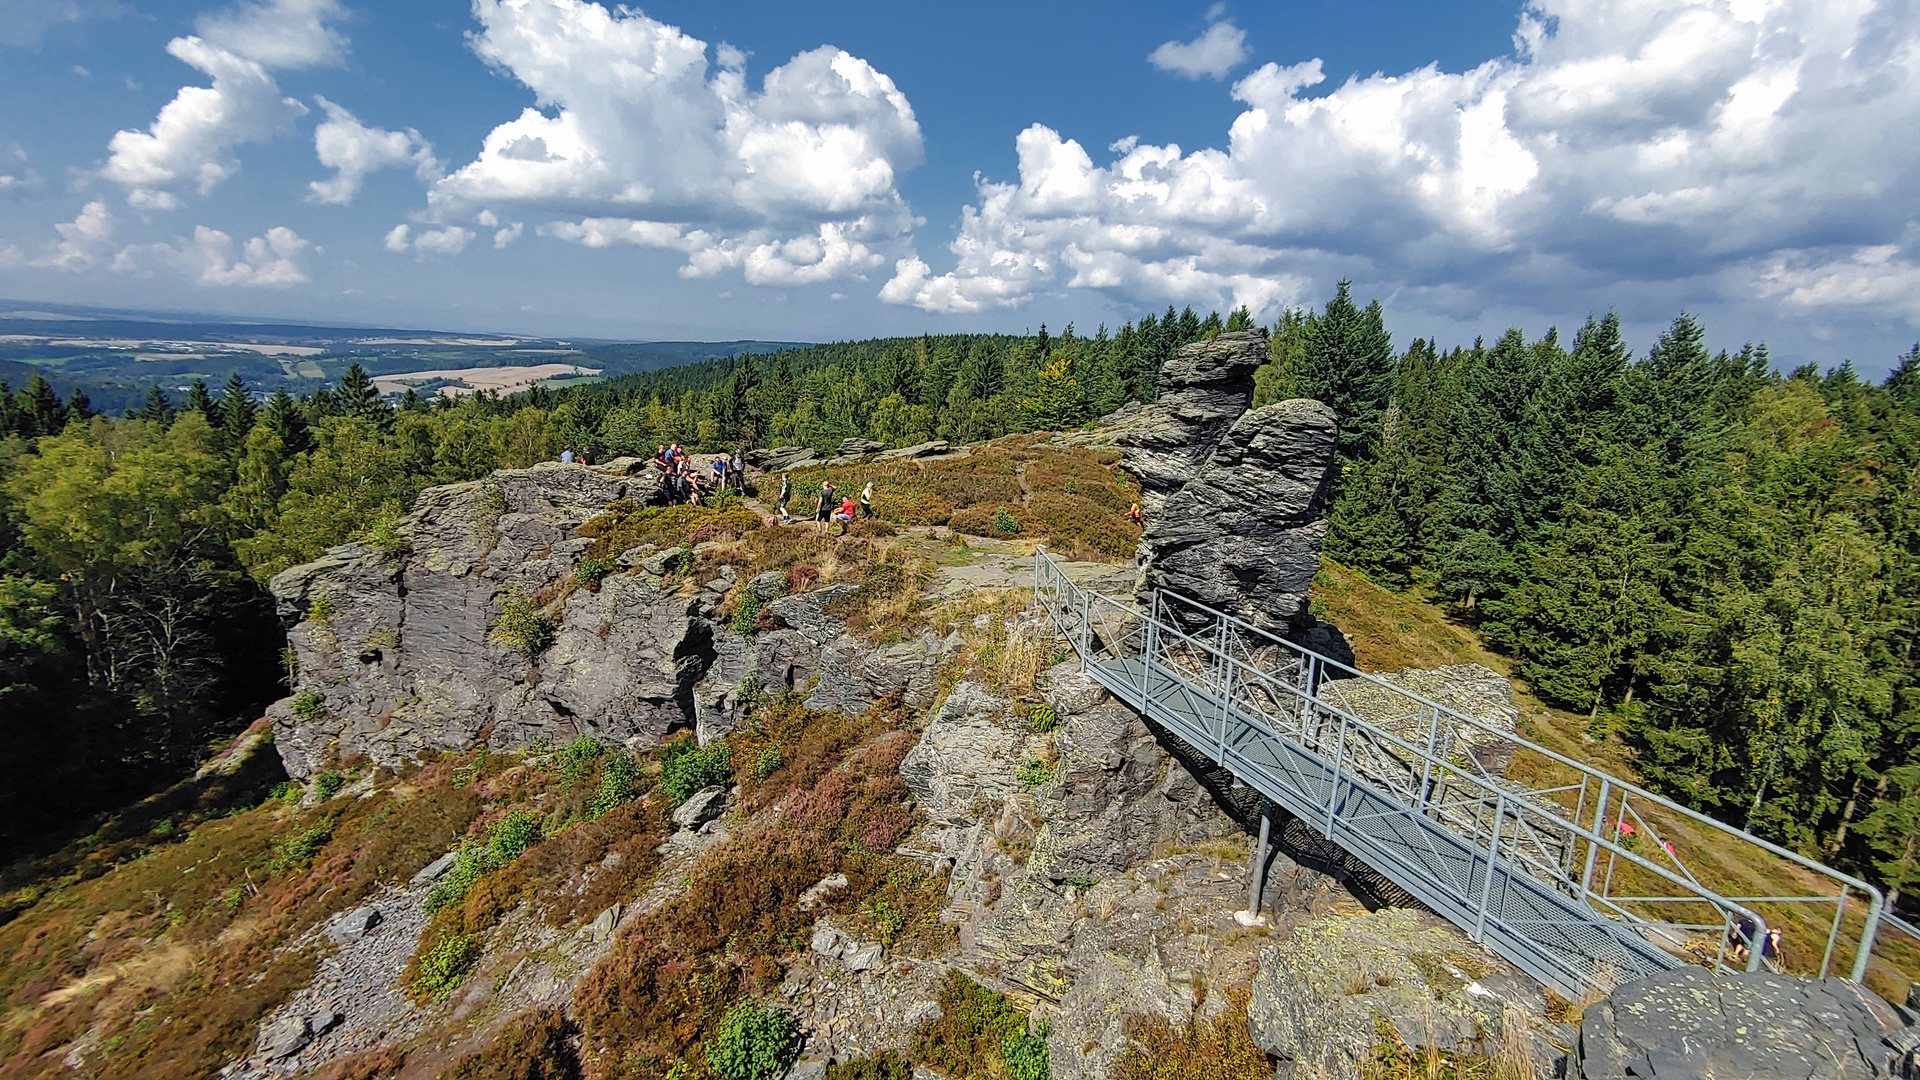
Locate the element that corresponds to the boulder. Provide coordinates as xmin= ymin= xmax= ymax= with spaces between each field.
xmin=811 ymin=922 xmax=852 ymax=959
xmin=409 ymin=851 xmax=458 ymax=888
xmin=325 ymin=905 xmax=381 ymax=944
xmin=257 ymin=1014 xmax=311 ymax=1062
xmin=748 ymin=446 xmax=823 ymax=471
xmin=1247 ymin=908 xmax=1525 ymax=1077
xmin=1574 ymin=968 xmax=1917 ymax=1080
xmin=837 ymin=437 xmax=885 ymax=458
xmin=1138 ymin=397 xmax=1339 ymax=633
xmin=899 ymin=682 xmax=1024 ymax=819
xmin=843 ymin=942 xmax=885 ymax=971
xmin=671 ymin=785 xmax=729 ymax=831
xmin=876 ymin=440 xmax=951 ymax=461
xmin=1110 ymin=330 xmax=1269 ymax=514
xmin=587 ymin=903 xmax=625 ymax=941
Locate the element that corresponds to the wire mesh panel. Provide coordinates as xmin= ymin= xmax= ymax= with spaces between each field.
xmin=1031 ymin=548 xmax=1888 ymax=999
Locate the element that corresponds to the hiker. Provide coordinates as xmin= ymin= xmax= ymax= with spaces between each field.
xmin=560 ymin=447 xmax=576 ymax=465
xmin=778 ymin=472 xmax=793 ymax=515
xmin=730 ymin=450 xmax=745 ymax=490
xmin=834 ymin=492 xmax=858 ymax=534
xmin=1126 ymin=500 xmax=1143 ymax=526
xmin=859 ymin=480 xmax=874 ymax=519
xmin=1728 ymin=914 xmax=1760 ymax=961
xmin=654 ymin=445 xmax=670 ymax=473
xmin=711 ymin=455 xmax=728 ymax=492
xmin=815 ymin=480 xmax=837 ymax=534
xmin=580 ymin=449 xmax=593 ymax=467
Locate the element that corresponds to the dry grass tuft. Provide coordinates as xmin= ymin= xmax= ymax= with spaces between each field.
xmin=1112 ymin=986 xmax=1272 ymax=1080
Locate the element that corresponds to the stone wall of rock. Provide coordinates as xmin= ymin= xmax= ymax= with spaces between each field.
xmin=268 ymin=465 xmax=959 ymax=778
xmin=1106 ymin=329 xmax=1340 ymax=634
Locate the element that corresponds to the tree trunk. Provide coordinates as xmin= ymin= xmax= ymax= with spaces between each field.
xmin=1827 ymin=776 xmax=1867 ymax=857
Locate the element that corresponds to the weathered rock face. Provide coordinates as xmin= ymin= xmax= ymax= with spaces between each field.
xmin=1139 ymin=397 xmax=1339 ymax=632
xmin=268 ymin=464 xmax=674 ymax=777
xmin=1574 ymin=968 xmax=1917 ymax=1080
xmin=268 ymin=464 xmax=960 ymax=777
xmin=1248 ymin=907 xmax=1563 ymax=1079
xmin=1111 ymin=329 xmax=1268 ymax=515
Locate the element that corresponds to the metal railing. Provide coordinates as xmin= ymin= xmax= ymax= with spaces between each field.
xmin=1034 ymin=547 xmax=1887 ymax=999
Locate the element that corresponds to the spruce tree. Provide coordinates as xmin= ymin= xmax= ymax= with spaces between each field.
xmin=1226 ymin=305 xmax=1255 ymax=332
xmin=263 ymin=387 xmax=311 ymax=455
xmin=137 ymin=386 xmax=176 ymax=425
xmin=19 ymin=376 xmax=67 ymax=438
xmin=336 ymin=362 xmax=387 ymax=422
xmin=217 ymin=371 xmax=257 ymax=452
xmin=182 ymin=377 xmax=216 ymax=417
xmin=65 ymin=388 xmax=94 ymax=422
xmin=1294 ymin=281 xmax=1396 ymax=458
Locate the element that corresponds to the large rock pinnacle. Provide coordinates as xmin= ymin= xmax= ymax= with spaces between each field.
xmin=1110 ymin=330 xmax=1340 ymax=634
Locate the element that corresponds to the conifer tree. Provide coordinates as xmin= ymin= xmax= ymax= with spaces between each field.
xmin=1226 ymin=305 xmax=1255 ymax=331
xmin=262 ymin=387 xmax=310 ymax=455
xmin=217 ymin=371 xmax=257 ymax=452
xmin=182 ymin=378 xmax=216 ymax=417
xmin=65 ymin=388 xmax=94 ymax=423
xmin=1294 ymin=281 xmax=1396 ymax=458
xmin=336 ymin=362 xmax=387 ymax=422
xmin=137 ymin=385 xmax=176 ymax=425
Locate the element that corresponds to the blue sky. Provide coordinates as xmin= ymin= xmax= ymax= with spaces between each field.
xmin=1 ymin=0 xmax=1917 ymax=374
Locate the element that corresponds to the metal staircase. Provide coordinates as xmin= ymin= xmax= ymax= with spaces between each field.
xmin=1032 ymin=548 xmax=1886 ymax=999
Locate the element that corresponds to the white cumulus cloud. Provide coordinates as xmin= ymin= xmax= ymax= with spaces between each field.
xmin=33 ymin=200 xmax=116 ymax=271
xmin=310 ymin=96 xmax=440 ymax=205
xmin=113 ymin=223 xmax=312 ymax=286
xmin=1148 ymin=18 xmax=1250 ymax=81
xmin=888 ymin=0 xmax=1920 ymax=329
xmin=432 ymin=0 xmax=922 ymax=285
xmin=102 ymin=0 xmax=347 ymax=209
xmin=384 ymin=223 xmax=474 ymax=259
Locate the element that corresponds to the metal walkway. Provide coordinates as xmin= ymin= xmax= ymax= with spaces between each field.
xmin=1033 ymin=548 xmax=1886 ymax=998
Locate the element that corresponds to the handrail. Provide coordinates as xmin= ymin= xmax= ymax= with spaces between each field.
xmin=1033 ymin=547 xmax=1887 ymax=993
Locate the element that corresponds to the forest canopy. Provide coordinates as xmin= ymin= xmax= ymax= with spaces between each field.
xmin=2 ymin=293 xmax=1917 ymax=911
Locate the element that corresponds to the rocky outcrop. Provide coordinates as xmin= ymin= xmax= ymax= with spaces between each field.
xmin=1106 ymin=330 xmax=1340 ymax=634
xmin=1140 ymin=397 xmax=1338 ymax=633
xmin=1248 ymin=907 xmax=1562 ymax=1078
xmin=268 ymin=464 xmax=960 ymax=777
xmin=1111 ymin=329 xmax=1268 ymax=515
xmin=1574 ymin=968 xmax=1918 ymax=1080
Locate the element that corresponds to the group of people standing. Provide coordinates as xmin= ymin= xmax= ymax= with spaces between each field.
xmin=652 ymin=443 xmax=745 ymax=505
xmin=772 ymin=473 xmax=873 ymax=535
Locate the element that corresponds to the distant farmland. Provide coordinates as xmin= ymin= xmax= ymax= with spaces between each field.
xmin=370 ymin=363 xmax=602 ymax=398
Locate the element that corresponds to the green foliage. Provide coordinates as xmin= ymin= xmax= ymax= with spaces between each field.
xmin=492 ymin=588 xmax=555 ymax=657
xmin=267 ymin=819 xmax=334 ymax=873
xmin=659 ymin=738 xmax=734 ymax=806
xmin=731 ymin=591 xmax=765 ymax=636
xmin=575 ymin=557 xmax=615 ymax=586
xmin=913 ymin=970 xmax=1035 ymax=1078
xmin=425 ymin=809 xmax=546 ymax=912
xmin=1027 ymin=702 xmax=1060 ymax=733
xmin=266 ymin=780 xmax=303 ymax=804
xmin=825 ymin=1053 xmax=911 ymax=1080
xmin=411 ymin=932 xmax=480 ymax=1002
xmin=291 ymin=691 xmax=327 ymax=720
xmin=867 ymin=898 xmax=906 ymax=944
xmin=558 ymin=734 xmax=605 ymax=788
xmin=754 ymin=745 xmax=783 ymax=780
xmin=361 ymin=500 xmax=409 ymax=556
xmin=589 ymin=755 xmax=643 ymax=819
xmin=306 ymin=591 xmax=336 ymax=621
xmin=1017 ymin=756 xmax=1056 ymax=789
xmin=992 ymin=507 xmax=1019 ymax=535
xmin=313 ymin=770 xmax=346 ymax=799
xmin=488 ymin=808 xmax=546 ymax=861
xmin=705 ymin=1002 xmax=799 ymax=1080
xmin=1003 ymin=1022 xmax=1052 ymax=1080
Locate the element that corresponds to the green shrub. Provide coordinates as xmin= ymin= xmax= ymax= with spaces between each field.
xmin=706 ymin=1002 xmax=799 ymax=1080
xmin=659 ymin=738 xmax=733 ymax=806
xmin=313 ymin=770 xmax=346 ymax=799
xmin=576 ymin=557 xmax=615 ymax=587
xmin=411 ymin=932 xmax=480 ymax=1001
xmin=306 ymin=591 xmax=335 ymax=621
xmin=1028 ymin=702 xmax=1060 ymax=732
xmin=588 ymin=755 xmax=642 ymax=818
xmin=291 ymin=691 xmax=327 ymax=721
xmin=267 ymin=819 xmax=334 ymax=873
xmin=913 ymin=971 xmax=1033 ymax=1078
xmin=362 ymin=502 xmax=409 ymax=556
xmin=491 ymin=589 xmax=555 ymax=656
xmin=868 ymin=898 xmax=906 ymax=944
xmin=731 ymin=592 xmax=765 ymax=636
xmin=993 ymin=507 xmax=1019 ymax=535
xmin=488 ymin=808 xmax=545 ymax=862
xmin=558 ymin=734 xmax=605 ymax=788
xmin=267 ymin=780 xmax=303 ymax=804
xmin=1017 ymin=756 xmax=1056 ymax=789
xmin=754 ymin=745 xmax=783 ymax=780
xmin=425 ymin=843 xmax=498 ymax=913
xmin=1003 ymin=1022 xmax=1052 ymax=1080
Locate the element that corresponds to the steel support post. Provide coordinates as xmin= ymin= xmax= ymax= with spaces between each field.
xmin=1578 ymin=779 xmax=1610 ymax=905
xmin=1474 ymin=791 xmax=1507 ymax=942
xmin=1247 ymin=800 xmax=1273 ymax=917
